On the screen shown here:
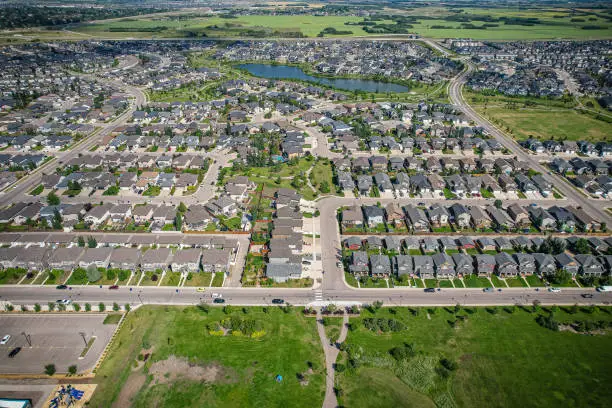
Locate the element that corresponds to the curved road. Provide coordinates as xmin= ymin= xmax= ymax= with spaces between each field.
xmin=448 ymin=61 xmax=611 ymax=224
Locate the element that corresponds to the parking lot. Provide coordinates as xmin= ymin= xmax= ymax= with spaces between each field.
xmin=0 ymin=314 xmax=117 ymax=374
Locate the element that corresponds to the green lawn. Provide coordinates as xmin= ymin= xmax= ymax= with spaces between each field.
xmin=322 ymin=316 xmax=343 ymax=344
xmin=89 ymin=306 xmax=325 ymax=408
xmin=463 ymin=274 xmax=492 ymax=288
xmin=491 ymin=275 xmax=508 ymax=288
xmin=211 ymin=272 xmax=225 ymax=287
xmin=467 ymin=91 xmax=612 ymax=142
xmin=161 ymin=272 xmax=182 ymax=287
xmin=345 ymin=272 xmax=359 ymax=288
xmin=337 ymin=307 xmax=612 ymax=408
xmin=453 ymin=278 xmax=465 ymax=288
xmin=425 ymin=279 xmax=438 ymax=289
xmin=506 ymin=277 xmax=529 ymax=288
xmin=359 ymin=277 xmax=389 ymax=289
xmin=438 ymin=280 xmax=454 ymax=288
xmin=183 ymin=272 xmax=213 ymax=287
xmin=0 ymin=268 xmax=27 ymax=284
xmin=525 ymin=274 xmax=546 ymax=287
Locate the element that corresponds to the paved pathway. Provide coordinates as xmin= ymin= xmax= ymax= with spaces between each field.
xmin=316 ymin=310 xmax=350 ymax=408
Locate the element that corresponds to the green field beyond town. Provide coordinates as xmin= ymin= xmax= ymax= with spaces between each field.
xmin=44 ymin=6 xmax=612 ymax=41
xmin=90 ymin=305 xmax=612 ymax=408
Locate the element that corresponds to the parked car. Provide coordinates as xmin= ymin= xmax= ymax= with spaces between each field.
xmin=581 ymin=293 xmax=593 ymax=298
xmin=196 ymin=287 xmax=206 ymax=292
xmin=213 ymin=298 xmax=225 ymax=304
xmin=424 ymin=288 xmax=435 ymax=293
xmin=271 ymin=299 xmax=285 ymax=304
xmin=56 ymin=285 xmax=68 ymax=290
xmin=336 ymin=261 xmax=343 ymax=268
xmin=0 ymin=335 xmax=10 ymax=345
xmin=548 ymin=287 xmax=561 ymax=293
xmin=8 ymin=347 xmax=21 ymax=358
xmin=109 ymin=285 xmax=119 ymax=290
xmin=56 ymin=299 xmax=71 ymax=305
xmin=483 ymin=287 xmax=494 ymax=293
xmin=211 ymin=293 xmax=222 ymax=298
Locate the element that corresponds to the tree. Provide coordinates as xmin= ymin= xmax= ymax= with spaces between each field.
xmin=44 ymin=364 xmax=56 ymax=376
xmin=125 ymin=303 xmax=131 ymax=312
xmin=175 ymin=213 xmax=183 ymax=231
xmin=78 ymin=236 xmax=85 ymax=247
xmin=113 ymin=302 xmax=120 ymax=311
xmin=99 ymin=302 xmax=106 ymax=312
xmin=68 ymin=365 xmax=77 ymax=375
xmin=52 ymin=209 xmax=62 ymax=230
xmin=87 ymin=236 xmax=97 ymax=248
xmin=34 ymin=303 xmax=41 ymax=312
xmin=86 ymin=265 xmax=101 ymax=282
xmin=551 ymin=270 xmax=572 ymax=285
xmin=47 ymin=191 xmax=60 ymax=206
xmin=574 ymin=238 xmax=590 ymax=254
xmin=494 ymin=199 xmax=502 ymax=209
xmin=85 ymin=303 xmax=91 ymax=312
xmin=178 ymin=202 xmax=187 ymax=213
xmin=319 ymin=180 xmax=330 ymax=193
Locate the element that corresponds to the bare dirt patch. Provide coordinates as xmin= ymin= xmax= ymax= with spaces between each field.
xmin=112 ymin=373 xmax=146 ymax=408
xmin=149 ymin=355 xmax=238 ymax=385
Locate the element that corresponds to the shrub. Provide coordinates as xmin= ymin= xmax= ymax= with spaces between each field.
xmin=536 ymin=313 xmax=559 ymax=331
xmin=106 ymin=270 xmax=116 ymax=281
xmin=34 ymin=303 xmax=41 ymax=312
xmin=389 ymin=343 xmax=415 ymax=361
xmin=5 ymin=304 xmax=14 ymax=311
xmin=363 ymin=317 xmax=405 ymax=332
xmin=68 ymin=365 xmax=77 ymax=375
xmin=44 ymin=364 xmax=56 ymax=376
xmin=86 ymin=265 xmax=101 ymax=282
xmin=73 ymin=303 xmax=81 ymax=312
xmin=85 ymin=303 xmax=91 ymax=312
xmin=99 ymin=303 xmax=106 ymax=312
xmin=334 ymin=363 xmax=346 ymax=372
xmin=125 ymin=304 xmax=131 ymax=312
xmin=48 ymin=302 xmax=56 ymax=311
xmin=440 ymin=358 xmax=458 ymax=371
xmin=151 ymin=274 xmax=158 ymax=282
xmin=118 ymin=269 xmax=129 ymax=281
xmin=21 ymin=305 xmax=28 ymax=312
xmin=187 ymin=272 xmax=193 ymax=281
xmin=113 ymin=302 xmax=119 ymax=312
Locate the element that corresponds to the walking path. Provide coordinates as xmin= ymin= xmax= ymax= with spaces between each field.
xmin=316 ymin=310 xmax=350 ymax=408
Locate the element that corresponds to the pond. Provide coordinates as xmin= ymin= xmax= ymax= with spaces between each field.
xmin=237 ymin=63 xmax=410 ymax=93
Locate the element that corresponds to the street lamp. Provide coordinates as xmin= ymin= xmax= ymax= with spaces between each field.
xmin=21 ymin=332 xmax=31 ymax=347
xmin=79 ymin=331 xmax=87 ymax=347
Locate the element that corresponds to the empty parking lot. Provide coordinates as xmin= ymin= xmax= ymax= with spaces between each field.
xmin=0 ymin=314 xmax=118 ymax=374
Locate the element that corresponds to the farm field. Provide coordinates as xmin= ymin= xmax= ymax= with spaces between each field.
xmin=337 ymin=306 xmax=612 ymax=408
xmin=89 ymin=305 xmax=325 ymax=408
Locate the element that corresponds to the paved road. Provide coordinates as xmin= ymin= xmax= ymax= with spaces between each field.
xmin=448 ymin=61 xmax=611 ymax=223
xmin=0 ymin=81 xmax=147 ymax=208
xmin=0 ymin=285 xmax=610 ymax=307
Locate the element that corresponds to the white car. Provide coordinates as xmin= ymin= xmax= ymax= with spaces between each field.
xmin=0 ymin=335 xmax=10 ymax=345
xmin=211 ymin=293 xmax=222 ymax=299
xmin=548 ymin=287 xmax=561 ymax=293
xmin=56 ymin=299 xmax=72 ymax=305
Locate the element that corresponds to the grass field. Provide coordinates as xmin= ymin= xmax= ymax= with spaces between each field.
xmin=63 ymin=9 xmax=612 ymax=40
xmin=466 ymin=91 xmax=612 ymax=142
xmin=337 ymin=306 xmax=612 ymax=408
xmin=89 ymin=306 xmax=324 ymax=408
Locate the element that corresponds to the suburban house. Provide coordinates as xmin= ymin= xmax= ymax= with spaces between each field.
xmin=413 ymin=255 xmax=434 ymax=279
xmin=432 ymin=253 xmax=456 ymax=279
xmin=393 ymin=255 xmax=413 ymax=276
xmin=363 ymin=205 xmax=385 ymax=228
xmin=170 ymin=249 xmax=201 ymax=273
xmin=370 ymin=254 xmax=392 ymax=277
xmin=495 ymin=252 xmax=518 ymax=277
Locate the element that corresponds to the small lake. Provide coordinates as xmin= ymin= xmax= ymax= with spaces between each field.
xmin=238 ymin=63 xmax=410 ymax=93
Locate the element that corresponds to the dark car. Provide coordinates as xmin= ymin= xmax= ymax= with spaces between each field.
xmin=213 ymin=298 xmax=225 ymax=304
xmin=424 ymin=288 xmax=436 ymax=293
xmin=56 ymin=285 xmax=67 ymax=290
xmin=8 ymin=347 xmax=21 ymax=358
xmin=581 ymin=293 xmax=594 ymax=298
xmin=483 ymin=287 xmax=494 ymax=293
xmin=109 ymin=285 xmax=119 ymax=290
xmin=271 ymin=299 xmax=285 ymax=304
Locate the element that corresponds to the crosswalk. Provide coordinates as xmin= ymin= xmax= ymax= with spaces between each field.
xmin=314 ymin=290 xmax=323 ymax=302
